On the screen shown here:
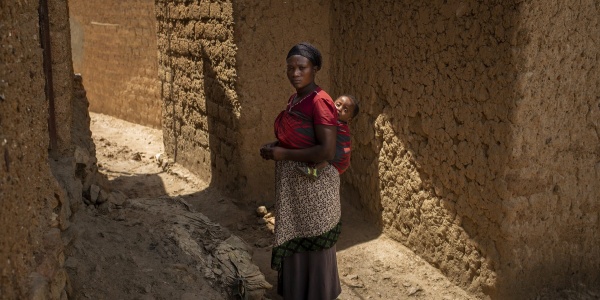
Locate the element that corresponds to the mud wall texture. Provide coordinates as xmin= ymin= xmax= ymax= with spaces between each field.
xmin=233 ymin=1 xmax=332 ymax=204
xmin=155 ymin=0 xmax=241 ymax=192
xmin=155 ymin=0 xmax=333 ymax=200
xmin=1 ymin=1 xmax=75 ymax=299
xmin=497 ymin=0 xmax=600 ymax=296
xmin=330 ymin=0 xmax=599 ymax=298
xmin=49 ymin=0 xmax=75 ymax=157
xmin=69 ymin=0 xmax=162 ymax=128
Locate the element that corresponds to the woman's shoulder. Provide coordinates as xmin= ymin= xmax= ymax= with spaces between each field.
xmin=313 ymin=87 xmax=333 ymax=103
xmin=310 ymin=87 xmax=337 ymax=123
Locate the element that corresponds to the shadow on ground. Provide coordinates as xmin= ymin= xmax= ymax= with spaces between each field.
xmin=107 ymin=170 xmax=382 ymax=300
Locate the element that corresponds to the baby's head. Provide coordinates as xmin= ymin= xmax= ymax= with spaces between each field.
xmin=334 ymin=95 xmax=359 ymax=123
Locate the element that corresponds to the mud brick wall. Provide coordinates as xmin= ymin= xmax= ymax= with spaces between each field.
xmin=1 ymin=2 xmax=72 ymax=299
xmin=233 ymin=1 xmax=332 ymax=204
xmin=498 ymin=1 xmax=600 ymax=296
xmin=69 ymin=0 xmax=161 ymax=128
xmin=330 ymin=0 xmax=599 ymax=298
xmin=155 ymin=0 xmax=241 ymax=191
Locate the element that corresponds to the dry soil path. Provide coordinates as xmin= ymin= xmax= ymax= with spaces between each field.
xmin=68 ymin=112 xmax=476 ymax=300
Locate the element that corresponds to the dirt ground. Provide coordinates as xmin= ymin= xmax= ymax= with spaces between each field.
xmin=64 ymin=112 xmax=477 ymax=300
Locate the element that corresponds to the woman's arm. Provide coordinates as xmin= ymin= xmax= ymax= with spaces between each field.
xmin=261 ymin=124 xmax=336 ymax=163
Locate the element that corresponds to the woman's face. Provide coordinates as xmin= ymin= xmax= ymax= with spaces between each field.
xmin=286 ymin=55 xmax=316 ymax=90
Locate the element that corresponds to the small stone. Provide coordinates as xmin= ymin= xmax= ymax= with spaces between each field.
xmin=257 ymin=218 xmax=267 ymax=225
xmin=49 ymin=213 xmax=59 ymax=228
xmin=131 ymin=152 xmax=142 ymax=161
xmin=407 ymin=285 xmax=422 ymax=296
xmin=74 ymin=146 xmax=90 ymax=165
xmin=236 ymin=223 xmax=247 ymax=231
xmin=110 ymin=191 xmax=127 ymax=207
xmin=97 ymin=189 xmax=109 ymax=204
xmin=89 ymin=185 xmax=100 ymax=203
xmin=97 ymin=202 xmax=111 ymax=215
xmin=105 ymin=194 xmax=116 ymax=206
xmin=256 ymin=206 xmax=268 ymax=217
xmin=154 ymin=153 xmax=163 ymax=166
xmin=347 ymin=274 xmax=359 ymax=280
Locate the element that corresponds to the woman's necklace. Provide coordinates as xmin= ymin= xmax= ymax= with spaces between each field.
xmin=288 ymin=90 xmax=316 ymax=112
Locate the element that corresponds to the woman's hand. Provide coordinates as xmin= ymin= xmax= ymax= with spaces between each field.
xmin=260 ymin=141 xmax=280 ymax=160
xmin=260 ymin=146 xmax=286 ymax=161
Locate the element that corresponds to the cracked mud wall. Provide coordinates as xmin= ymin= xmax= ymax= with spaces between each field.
xmin=155 ymin=1 xmax=241 ymax=192
xmin=233 ymin=1 xmax=332 ymax=204
xmin=330 ymin=0 xmax=599 ymax=298
xmin=69 ymin=0 xmax=161 ymax=128
xmin=1 ymin=3 xmax=52 ymax=297
xmin=1 ymin=1 xmax=75 ymax=298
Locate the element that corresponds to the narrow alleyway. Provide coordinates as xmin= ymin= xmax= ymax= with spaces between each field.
xmin=65 ymin=112 xmax=476 ymax=299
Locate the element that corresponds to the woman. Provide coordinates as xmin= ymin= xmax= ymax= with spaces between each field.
xmin=260 ymin=42 xmax=342 ymax=300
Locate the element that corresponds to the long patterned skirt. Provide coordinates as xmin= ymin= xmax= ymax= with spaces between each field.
xmin=272 ymin=160 xmax=342 ymax=300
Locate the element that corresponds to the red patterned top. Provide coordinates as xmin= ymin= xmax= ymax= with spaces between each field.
xmin=274 ymin=87 xmax=337 ymax=150
xmin=274 ymin=87 xmax=351 ymax=174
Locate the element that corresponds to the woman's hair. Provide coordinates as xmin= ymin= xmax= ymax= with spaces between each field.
xmin=342 ymin=94 xmax=360 ymax=118
xmin=286 ymin=42 xmax=322 ymax=70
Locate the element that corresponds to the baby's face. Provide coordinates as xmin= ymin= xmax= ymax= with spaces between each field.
xmin=334 ymin=96 xmax=355 ymax=123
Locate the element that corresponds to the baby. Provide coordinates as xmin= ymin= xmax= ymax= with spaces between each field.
xmin=296 ymin=94 xmax=359 ymax=179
